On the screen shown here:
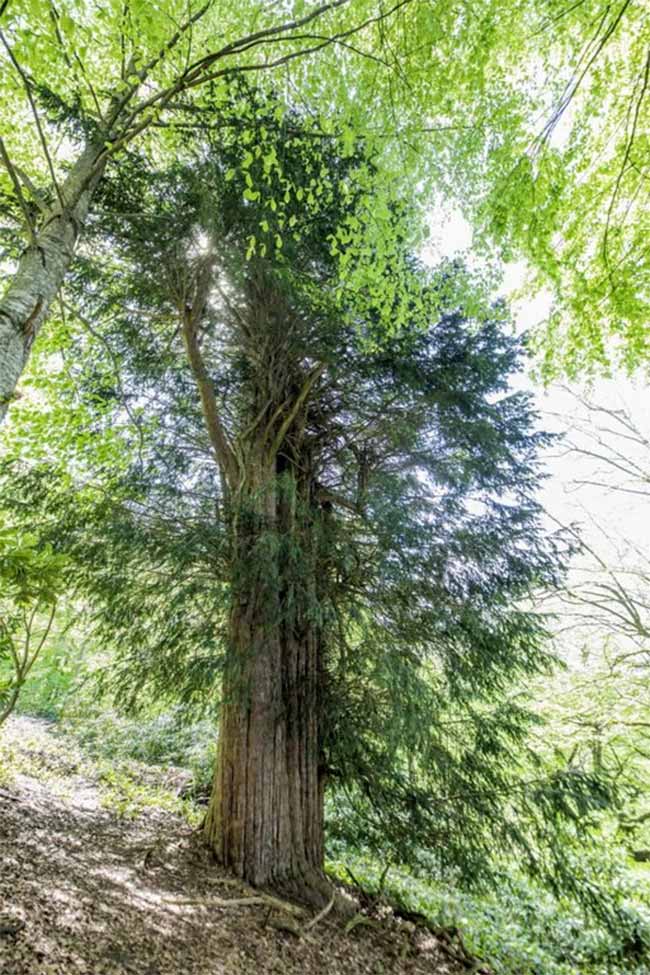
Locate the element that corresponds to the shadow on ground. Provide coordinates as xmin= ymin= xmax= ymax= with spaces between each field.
xmin=0 ymin=717 xmax=459 ymax=975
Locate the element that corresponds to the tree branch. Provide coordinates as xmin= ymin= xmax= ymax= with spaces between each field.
xmin=0 ymin=30 xmax=66 ymax=212
xmin=267 ymin=363 xmax=325 ymax=460
xmin=181 ymin=304 xmax=238 ymax=488
xmin=0 ymin=135 xmax=37 ymax=244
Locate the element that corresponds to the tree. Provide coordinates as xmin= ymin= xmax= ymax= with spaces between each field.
xmin=0 ymin=0 xmax=390 ymax=418
xmin=531 ymin=388 xmax=650 ymax=863
xmin=0 ymin=0 xmax=513 ymax=422
xmin=0 ymin=524 xmax=66 ymax=728
xmin=444 ymin=2 xmax=650 ymax=377
xmin=1 ymin=114 xmax=607 ymax=905
xmin=3 ymin=0 xmax=649 ymax=415
xmin=544 ymin=388 xmax=650 ymax=660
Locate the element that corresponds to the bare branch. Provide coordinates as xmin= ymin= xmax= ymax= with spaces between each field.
xmin=603 ymin=46 xmax=650 ymax=283
xmin=0 ymin=29 xmax=66 ymax=212
xmin=180 ymin=280 xmax=238 ymax=487
xmin=0 ymin=135 xmax=37 ymax=244
xmin=267 ymin=363 xmax=325 ymax=460
xmin=536 ymin=0 xmax=632 ymax=149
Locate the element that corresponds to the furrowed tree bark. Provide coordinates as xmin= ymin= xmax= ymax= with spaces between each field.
xmin=204 ymin=590 xmax=326 ymax=899
xmin=204 ymin=467 xmax=334 ymax=907
xmin=0 ymin=140 xmax=106 ymax=422
xmin=181 ymin=262 xmax=341 ymax=906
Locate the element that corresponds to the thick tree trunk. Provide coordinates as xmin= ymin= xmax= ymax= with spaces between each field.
xmin=204 ymin=467 xmax=333 ymax=903
xmin=204 ymin=599 xmax=327 ymax=900
xmin=0 ymin=140 xmax=105 ymax=422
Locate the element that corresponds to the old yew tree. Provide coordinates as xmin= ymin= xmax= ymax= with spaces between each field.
xmin=1 ymin=96 xmax=609 ymax=906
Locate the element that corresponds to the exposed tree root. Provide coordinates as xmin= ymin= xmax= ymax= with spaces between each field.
xmin=167 ymin=889 xmax=338 ymax=942
xmin=303 ymin=893 xmax=336 ymax=933
xmin=166 ymin=894 xmax=304 ymax=916
xmin=267 ymin=916 xmax=306 ymax=939
xmin=344 ymin=914 xmax=380 ymax=934
xmin=271 ymin=863 xmax=357 ymax=918
xmin=339 ymin=873 xmax=493 ymax=974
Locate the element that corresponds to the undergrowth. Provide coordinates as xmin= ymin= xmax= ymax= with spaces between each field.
xmin=0 ymin=716 xmax=203 ymax=825
xmin=326 ymin=854 xmax=650 ymax=975
xmin=7 ymin=638 xmax=650 ymax=975
xmin=10 ymin=636 xmax=216 ymax=794
xmin=95 ymin=763 xmax=202 ymax=824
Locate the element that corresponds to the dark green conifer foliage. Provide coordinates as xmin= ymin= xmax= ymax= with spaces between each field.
xmin=2 ymin=93 xmax=610 ymax=901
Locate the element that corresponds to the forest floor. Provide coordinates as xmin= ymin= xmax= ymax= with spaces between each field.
xmin=0 ymin=716 xmax=477 ymax=975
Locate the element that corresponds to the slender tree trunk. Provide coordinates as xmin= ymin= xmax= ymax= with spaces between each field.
xmin=0 ymin=140 xmax=105 ymax=422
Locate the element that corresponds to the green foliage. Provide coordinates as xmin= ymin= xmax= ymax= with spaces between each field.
xmin=8 ymin=616 xmax=218 ymax=791
xmin=1 ymin=119 xmax=604 ymax=898
xmin=0 ymin=523 xmax=67 ymax=727
xmin=0 ymin=525 xmax=65 ymax=605
xmin=69 ymin=707 xmax=216 ymax=795
xmin=95 ymin=763 xmax=201 ymax=824
xmin=453 ymin=2 xmax=650 ymax=377
xmin=1 ymin=0 xmax=648 ymax=403
xmin=0 ymin=711 xmax=203 ymax=824
xmin=529 ymin=652 xmax=650 ymax=869
xmin=0 ymin=0 xmax=501 ymax=354
xmin=327 ymin=852 xmax=650 ymax=975
xmin=11 ymin=609 xmax=89 ymax=719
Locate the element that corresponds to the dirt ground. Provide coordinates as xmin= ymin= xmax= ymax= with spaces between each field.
xmin=0 ymin=716 xmax=474 ymax=975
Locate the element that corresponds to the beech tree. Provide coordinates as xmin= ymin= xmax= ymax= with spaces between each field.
xmin=0 ymin=108 xmax=610 ymax=904
xmin=7 ymin=0 xmax=641 ymax=426
xmin=0 ymin=0 xmax=488 ymax=420
xmin=441 ymin=1 xmax=650 ymax=377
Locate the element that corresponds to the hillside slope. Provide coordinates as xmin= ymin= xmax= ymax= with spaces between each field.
xmin=0 ymin=717 xmax=471 ymax=975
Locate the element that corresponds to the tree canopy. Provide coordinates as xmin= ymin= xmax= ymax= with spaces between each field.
xmin=5 ymin=0 xmax=649 ymax=418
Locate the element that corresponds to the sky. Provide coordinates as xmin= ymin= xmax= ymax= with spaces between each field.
xmin=422 ymin=205 xmax=650 ymax=659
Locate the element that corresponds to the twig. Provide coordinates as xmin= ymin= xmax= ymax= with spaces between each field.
xmin=0 ymin=136 xmax=37 ymax=243
xmin=60 ymin=297 xmax=147 ymax=463
xmin=343 ymin=864 xmax=363 ymax=889
xmin=166 ymin=894 xmax=304 ymax=916
xmin=11 ymin=164 xmax=49 ymax=214
xmin=0 ymin=30 xmax=66 ymax=212
xmin=378 ymin=861 xmax=391 ymax=892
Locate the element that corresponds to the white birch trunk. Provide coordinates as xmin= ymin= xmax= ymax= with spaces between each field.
xmin=0 ymin=140 xmax=106 ymax=422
